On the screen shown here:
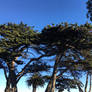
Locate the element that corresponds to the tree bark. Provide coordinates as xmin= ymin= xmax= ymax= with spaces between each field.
xmin=84 ymin=72 xmax=89 ymax=92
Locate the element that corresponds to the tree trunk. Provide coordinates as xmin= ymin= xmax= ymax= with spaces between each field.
xmin=45 ymin=54 xmax=62 ymax=92
xmin=12 ymin=85 xmax=17 ymax=92
xmin=5 ymin=88 xmax=10 ymax=92
xmin=5 ymin=73 xmax=18 ymax=92
xmin=89 ymin=74 xmax=92 ymax=92
xmin=45 ymin=81 xmax=52 ymax=92
xmin=5 ymin=86 xmax=10 ymax=92
xmin=77 ymin=85 xmax=83 ymax=92
xmin=33 ymin=85 xmax=36 ymax=92
xmin=5 ymin=77 xmax=10 ymax=92
xmin=84 ymin=72 xmax=89 ymax=92
xmin=5 ymin=61 xmax=18 ymax=92
xmin=50 ymin=60 xmax=58 ymax=92
xmin=10 ymin=70 xmax=18 ymax=92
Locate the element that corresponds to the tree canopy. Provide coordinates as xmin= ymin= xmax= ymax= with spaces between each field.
xmin=86 ymin=0 xmax=92 ymax=21
xmin=0 ymin=22 xmax=92 ymax=92
xmin=37 ymin=23 xmax=92 ymax=92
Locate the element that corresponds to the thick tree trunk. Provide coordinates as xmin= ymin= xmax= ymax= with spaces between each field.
xmin=84 ymin=72 xmax=89 ymax=92
xmin=5 ymin=75 xmax=18 ymax=92
xmin=89 ymin=74 xmax=92 ymax=92
xmin=10 ymin=70 xmax=18 ymax=92
xmin=5 ymin=61 xmax=18 ymax=92
xmin=11 ymin=61 xmax=18 ymax=92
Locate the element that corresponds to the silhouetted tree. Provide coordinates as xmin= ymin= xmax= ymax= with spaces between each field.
xmin=1 ymin=22 xmax=92 ymax=92
xmin=0 ymin=22 xmax=43 ymax=92
xmin=26 ymin=73 xmax=45 ymax=92
xmin=38 ymin=23 xmax=92 ymax=92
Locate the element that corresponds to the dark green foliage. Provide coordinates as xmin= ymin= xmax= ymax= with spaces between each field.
xmin=39 ymin=23 xmax=91 ymax=56
xmin=26 ymin=61 xmax=51 ymax=73
xmin=39 ymin=23 xmax=92 ymax=73
xmin=56 ymin=78 xmax=83 ymax=92
xmin=86 ymin=0 xmax=92 ymax=21
xmin=0 ymin=22 xmax=35 ymax=61
xmin=0 ymin=22 xmax=36 ymax=72
xmin=26 ymin=73 xmax=45 ymax=88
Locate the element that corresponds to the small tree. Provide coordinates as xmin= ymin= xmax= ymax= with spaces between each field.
xmin=26 ymin=73 xmax=45 ymax=92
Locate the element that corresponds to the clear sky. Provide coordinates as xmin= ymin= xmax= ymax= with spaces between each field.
xmin=0 ymin=0 xmax=90 ymax=92
xmin=0 ymin=0 xmax=90 ymax=30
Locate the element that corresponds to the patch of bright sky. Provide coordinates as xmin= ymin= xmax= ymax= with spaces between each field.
xmin=0 ymin=0 xmax=90 ymax=92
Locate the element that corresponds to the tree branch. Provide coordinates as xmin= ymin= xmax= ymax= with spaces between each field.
xmin=16 ymin=54 xmax=46 ymax=78
xmin=3 ymin=67 xmax=8 ymax=80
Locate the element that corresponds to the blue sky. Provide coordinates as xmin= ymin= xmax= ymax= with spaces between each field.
xmin=0 ymin=0 xmax=90 ymax=92
xmin=0 ymin=0 xmax=90 ymax=30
